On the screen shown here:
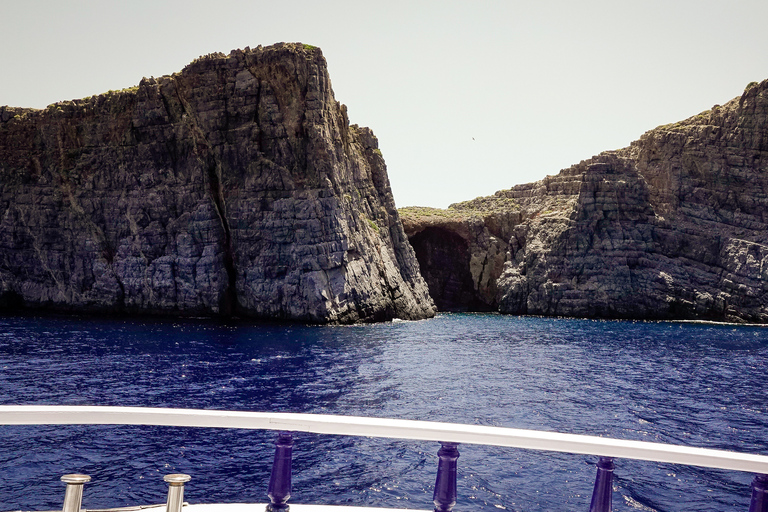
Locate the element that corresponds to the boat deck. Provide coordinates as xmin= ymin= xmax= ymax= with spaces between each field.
xmin=185 ymin=505 xmax=427 ymax=512
xmin=4 ymin=406 xmax=767 ymax=512
xmin=18 ymin=505 xmax=429 ymax=512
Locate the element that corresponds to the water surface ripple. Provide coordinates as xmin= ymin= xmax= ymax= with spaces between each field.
xmin=0 ymin=313 xmax=766 ymax=511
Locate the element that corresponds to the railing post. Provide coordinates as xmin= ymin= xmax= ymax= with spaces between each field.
xmin=61 ymin=474 xmax=90 ymax=512
xmin=433 ymin=442 xmax=460 ymax=512
xmin=164 ymin=474 xmax=191 ymax=512
xmin=588 ymin=457 xmax=614 ymax=512
xmin=266 ymin=431 xmax=293 ymax=512
xmin=749 ymin=474 xmax=768 ymax=512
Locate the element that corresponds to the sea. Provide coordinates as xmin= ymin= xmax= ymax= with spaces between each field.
xmin=0 ymin=312 xmax=766 ymax=512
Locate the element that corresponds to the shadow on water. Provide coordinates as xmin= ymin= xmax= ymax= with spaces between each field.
xmin=0 ymin=313 xmax=766 ymax=511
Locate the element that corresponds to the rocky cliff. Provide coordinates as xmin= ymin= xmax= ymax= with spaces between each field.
xmin=0 ymin=43 xmax=435 ymax=323
xmin=401 ymin=79 xmax=768 ymax=322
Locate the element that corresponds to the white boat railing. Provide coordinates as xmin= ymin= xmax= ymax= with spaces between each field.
xmin=1 ymin=405 xmax=767 ymax=512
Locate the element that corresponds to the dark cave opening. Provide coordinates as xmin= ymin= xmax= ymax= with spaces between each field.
xmin=409 ymin=227 xmax=493 ymax=312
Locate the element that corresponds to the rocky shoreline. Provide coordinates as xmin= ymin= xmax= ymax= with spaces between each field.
xmin=0 ymin=43 xmax=435 ymax=323
xmin=3 ymin=42 xmax=767 ymax=324
xmin=402 ymin=79 xmax=768 ymax=323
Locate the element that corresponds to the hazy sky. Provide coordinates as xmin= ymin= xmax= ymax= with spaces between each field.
xmin=3 ymin=1 xmax=768 ymax=208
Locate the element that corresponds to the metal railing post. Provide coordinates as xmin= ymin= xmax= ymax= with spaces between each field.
xmin=749 ymin=474 xmax=768 ymax=512
xmin=164 ymin=473 xmax=191 ymax=512
xmin=266 ymin=431 xmax=293 ymax=512
xmin=61 ymin=474 xmax=90 ymax=512
xmin=433 ymin=441 xmax=460 ymax=512
xmin=588 ymin=456 xmax=614 ymax=512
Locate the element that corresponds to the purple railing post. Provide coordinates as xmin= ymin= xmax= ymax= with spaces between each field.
xmin=266 ymin=431 xmax=293 ymax=512
xmin=433 ymin=442 xmax=460 ymax=512
xmin=749 ymin=474 xmax=768 ymax=512
xmin=588 ymin=456 xmax=614 ymax=512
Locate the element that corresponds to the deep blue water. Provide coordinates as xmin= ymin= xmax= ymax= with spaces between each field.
xmin=0 ymin=313 xmax=766 ymax=512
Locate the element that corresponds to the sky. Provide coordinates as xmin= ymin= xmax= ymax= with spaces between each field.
xmin=2 ymin=1 xmax=768 ymax=208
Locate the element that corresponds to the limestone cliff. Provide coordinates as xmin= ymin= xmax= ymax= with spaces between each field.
xmin=0 ymin=43 xmax=435 ymax=323
xmin=401 ymin=79 xmax=768 ymax=322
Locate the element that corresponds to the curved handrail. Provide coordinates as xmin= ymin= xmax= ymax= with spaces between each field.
xmin=1 ymin=405 xmax=767 ymax=474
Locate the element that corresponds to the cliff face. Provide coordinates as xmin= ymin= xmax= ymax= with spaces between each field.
xmin=401 ymin=79 xmax=768 ymax=322
xmin=0 ymin=43 xmax=435 ymax=323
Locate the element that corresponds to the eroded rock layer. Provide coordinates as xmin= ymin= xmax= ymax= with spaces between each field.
xmin=401 ymin=79 xmax=768 ymax=322
xmin=0 ymin=43 xmax=435 ymax=323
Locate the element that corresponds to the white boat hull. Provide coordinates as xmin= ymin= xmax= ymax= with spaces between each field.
xmin=185 ymin=506 xmax=428 ymax=512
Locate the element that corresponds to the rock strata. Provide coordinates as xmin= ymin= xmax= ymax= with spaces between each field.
xmin=0 ymin=43 xmax=435 ymax=323
xmin=401 ymin=79 xmax=768 ymax=322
